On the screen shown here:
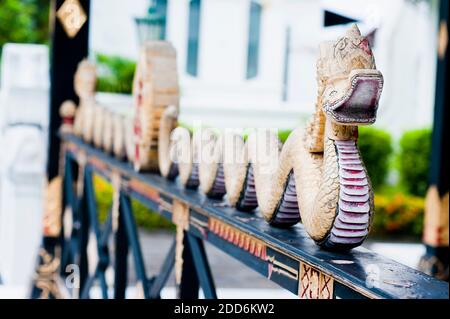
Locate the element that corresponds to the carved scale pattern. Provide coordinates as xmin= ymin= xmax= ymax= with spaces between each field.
xmin=322 ymin=140 xmax=371 ymax=248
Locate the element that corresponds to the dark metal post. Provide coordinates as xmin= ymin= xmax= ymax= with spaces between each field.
xmin=77 ymin=168 xmax=92 ymax=294
xmin=31 ymin=0 xmax=90 ymax=298
xmin=114 ymin=198 xmax=129 ymax=299
xmin=120 ymin=193 xmax=150 ymax=298
xmin=187 ymin=234 xmax=217 ymax=299
xmin=419 ymin=0 xmax=449 ymax=281
xmin=178 ymin=233 xmax=200 ymax=299
xmin=47 ymin=0 xmax=90 ymax=180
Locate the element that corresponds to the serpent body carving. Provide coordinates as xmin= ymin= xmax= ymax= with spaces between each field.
xmin=68 ymin=26 xmax=383 ymax=250
xmin=155 ymin=25 xmax=384 ymax=250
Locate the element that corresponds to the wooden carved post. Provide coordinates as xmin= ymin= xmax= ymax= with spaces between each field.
xmin=30 ymin=0 xmax=90 ymax=298
xmin=132 ymin=41 xmax=179 ymax=172
xmin=419 ymin=0 xmax=449 ymax=281
xmin=156 ymin=25 xmax=383 ymax=250
xmin=173 ymin=201 xmax=188 ymax=285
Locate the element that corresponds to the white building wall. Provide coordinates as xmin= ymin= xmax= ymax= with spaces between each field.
xmin=256 ymin=0 xmax=285 ymax=100
xmin=373 ymin=0 xmax=438 ymax=136
xmin=89 ymin=0 xmax=148 ymax=59
xmin=90 ymin=0 xmax=438 ymax=132
xmin=166 ymin=0 xmax=293 ymax=129
xmin=283 ymin=0 xmax=323 ymax=114
xmin=199 ymin=0 xmax=248 ymax=84
xmin=166 ymin=0 xmax=189 ymax=79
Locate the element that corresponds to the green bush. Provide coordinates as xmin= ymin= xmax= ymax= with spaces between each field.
xmin=238 ymin=129 xmax=292 ymax=143
xmin=0 ymin=0 xmax=49 ymax=49
xmin=238 ymin=127 xmax=392 ymax=192
xmin=278 ymin=129 xmax=292 ymax=144
xmin=371 ymin=192 xmax=424 ymax=239
xmin=94 ymin=175 xmax=174 ymax=231
xmin=398 ymin=128 xmax=432 ymax=197
xmin=96 ymin=53 xmax=136 ymax=94
xmin=358 ymin=127 xmax=393 ymax=191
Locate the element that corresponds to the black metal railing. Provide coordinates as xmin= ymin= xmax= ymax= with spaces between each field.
xmin=59 ymin=133 xmax=449 ymax=299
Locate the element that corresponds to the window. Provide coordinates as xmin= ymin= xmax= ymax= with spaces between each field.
xmin=187 ymin=0 xmax=201 ymax=76
xmin=246 ymin=1 xmax=262 ymax=79
xmin=155 ymin=0 xmax=168 ymax=39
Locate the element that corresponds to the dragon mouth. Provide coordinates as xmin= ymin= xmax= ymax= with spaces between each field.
xmin=323 ymin=69 xmax=384 ymax=125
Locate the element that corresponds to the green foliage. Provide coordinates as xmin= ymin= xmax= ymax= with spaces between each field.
xmin=132 ymin=200 xmax=174 ymax=231
xmin=94 ymin=175 xmax=174 ymax=231
xmin=371 ymin=192 xmax=424 ymax=239
xmin=274 ymin=127 xmax=393 ymax=191
xmin=238 ymin=129 xmax=292 ymax=142
xmin=178 ymin=122 xmax=194 ymax=134
xmin=0 ymin=0 xmax=49 ymax=50
xmin=96 ymin=53 xmax=136 ymax=94
xmin=358 ymin=127 xmax=393 ymax=191
xmin=278 ymin=129 xmax=292 ymax=143
xmin=398 ymin=128 xmax=432 ymax=197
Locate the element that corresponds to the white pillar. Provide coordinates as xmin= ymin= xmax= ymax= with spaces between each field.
xmin=0 ymin=44 xmax=49 ymax=287
xmin=0 ymin=127 xmax=46 ymax=286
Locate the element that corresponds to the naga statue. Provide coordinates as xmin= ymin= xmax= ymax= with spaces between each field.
xmin=152 ymin=25 xmax=384 ymax=250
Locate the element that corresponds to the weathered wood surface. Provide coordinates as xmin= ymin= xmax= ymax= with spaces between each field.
xmin=62 ymin=132 xmax=449 ymax=299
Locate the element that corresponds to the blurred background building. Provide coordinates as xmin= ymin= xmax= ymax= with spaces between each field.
xmin=0 ymin=0 xmax=446 ymax=297
xmin=90 ymin=0 xmax=438 ymax=134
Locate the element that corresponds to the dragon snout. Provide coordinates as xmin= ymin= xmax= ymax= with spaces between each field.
xmin=323 ymin=69 xmax=384 ymax=125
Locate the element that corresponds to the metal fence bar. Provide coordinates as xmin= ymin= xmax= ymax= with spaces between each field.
xmin=60 ymin=133 xmax=449 ymax=299
xmin=149 ymin=240 xmax=176 ymax=299
xmin=120 ymin=193 xmax=151 ymax=299
xmin=114 ymin=201 xmax=129 ymax=299
xmin=186 ymin=234 xmax=217 ymax=299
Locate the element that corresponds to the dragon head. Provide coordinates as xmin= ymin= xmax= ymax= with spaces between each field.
xmin=318 ymin=24 xmax=383 ymax=126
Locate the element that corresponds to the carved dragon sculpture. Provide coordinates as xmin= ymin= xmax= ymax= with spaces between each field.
xmin=153 ymin=25 xmax=384 ymax=250
xmin=66 ymin=25 xmax=383 ymax=250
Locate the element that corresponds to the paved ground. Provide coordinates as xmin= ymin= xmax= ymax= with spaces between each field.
xmin=121 ymin=229 xmax=424 ymax=289
xmin=125 ymin=230 xmax=283 ymax=289
xmin=0 ymin=229 xmax=426 ymax=298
